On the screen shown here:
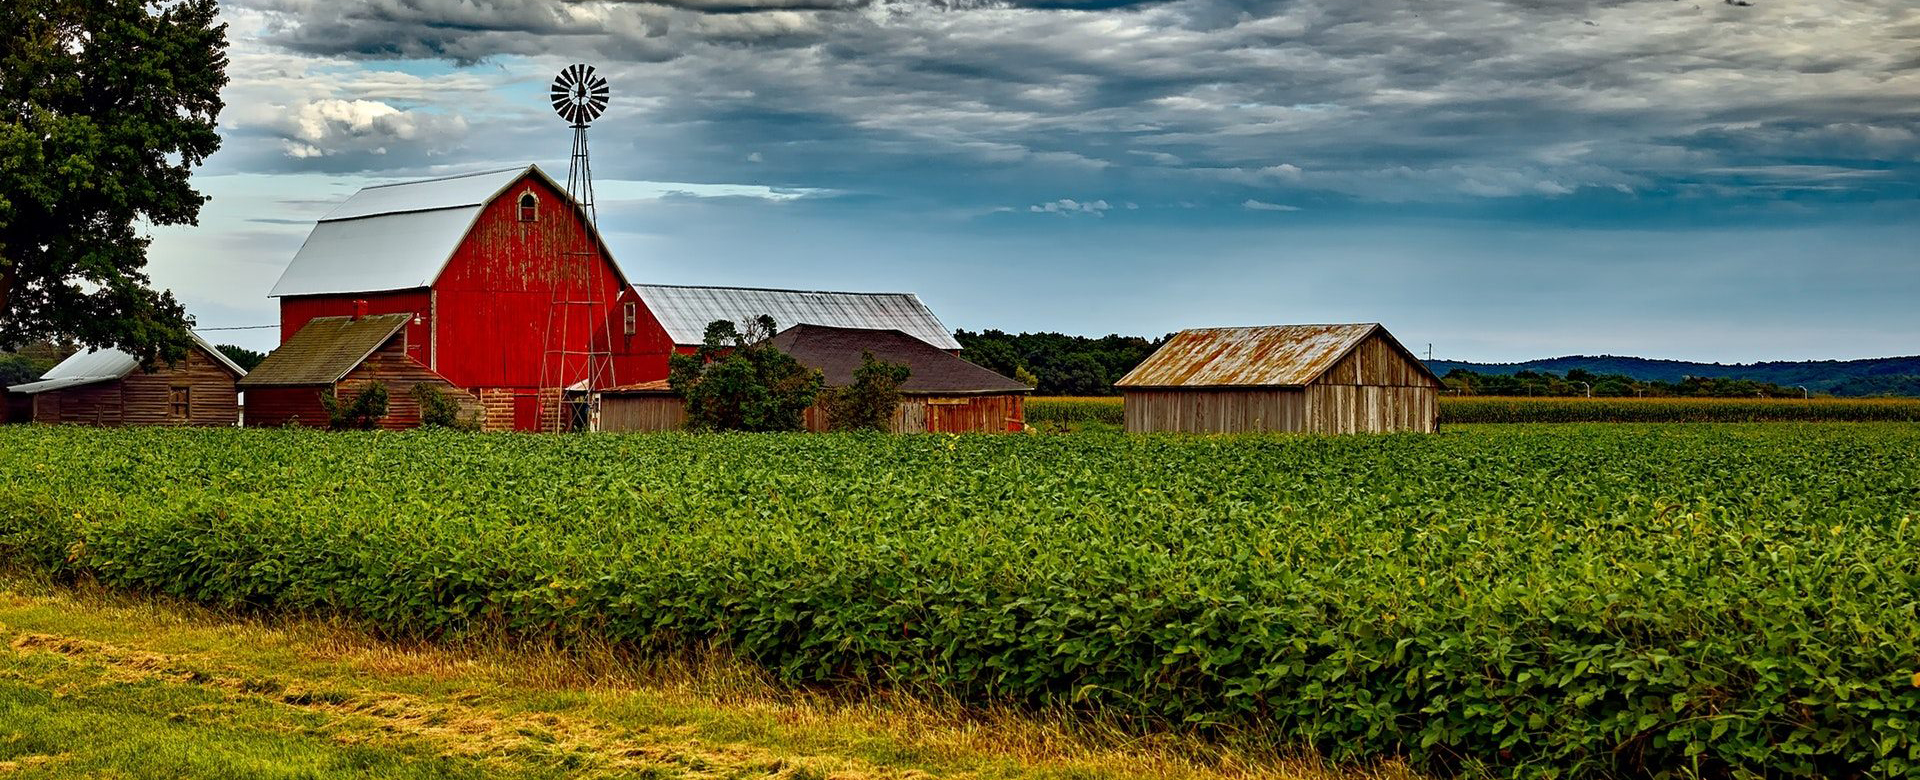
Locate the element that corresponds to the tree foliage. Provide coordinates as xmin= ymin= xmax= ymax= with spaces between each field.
xmin=1442 ymin=367 xmax=1827 ymax=398
xmin=956 ymin=330 xmax=1163 ymax=396
xmin=214 ymin=344 xmax=265 ymax=372
xmin=1 ymin=0 xmax=228 ymax=364
xmin=822 ymin=350 xmax=910 ymax=432
xmin=667 ymin=316 xmax=823 ymax=432
xmin=411 ymin=383 xmax=477 ymax=431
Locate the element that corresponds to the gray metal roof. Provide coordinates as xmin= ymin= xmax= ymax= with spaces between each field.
xmin=269 ymin=166 xmax=609 ymax=298
xmin=634 ymin=284 xmax=961 ymax=351
xmin=8 ymin=332 xmax=246 ymax=394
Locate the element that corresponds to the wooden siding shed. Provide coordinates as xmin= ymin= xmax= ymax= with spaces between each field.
xmin=240 ymin=313 xmax=479 ymax=429
xmin=1115 ymin=323 xmax=1441 ymax=434
xmin=5 ymin=333 xmax=245 ymax=427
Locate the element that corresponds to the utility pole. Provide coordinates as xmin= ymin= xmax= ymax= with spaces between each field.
xmin=1426 ymin=343 xmax=1433 ymax=361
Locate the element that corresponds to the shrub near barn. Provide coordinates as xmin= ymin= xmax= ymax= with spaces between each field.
xmin=2 ymin=424 xmax=1917 ymax=777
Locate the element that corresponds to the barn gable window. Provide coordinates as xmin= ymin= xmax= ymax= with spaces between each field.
xmin=622 ymin=301 xmax=638 ymax=336
xmin=517 ymin=191 xmax=539 ymax=222
xmin=168 ymin=386 xmax=190 ymax=421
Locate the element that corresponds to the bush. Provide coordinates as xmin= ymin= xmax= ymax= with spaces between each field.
xmin=410 ymin=383 xmax=477 ymax=430
xmin=320 ymin=382 xmax=388 ymax=430
xmin=668 ymin=316 xmax=823 ymax=432
xmin=822 ymin=351 xmax=910 ymax=432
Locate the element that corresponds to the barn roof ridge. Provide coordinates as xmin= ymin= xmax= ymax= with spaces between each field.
xmin=352 ymin=166 xmax=527 ymax=193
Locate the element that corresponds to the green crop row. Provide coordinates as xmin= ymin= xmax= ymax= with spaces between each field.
xmin=1025 ymin=395 xmax=1920 ymax=427
xmin=2 ymin=425 xmax=1918 ymax=778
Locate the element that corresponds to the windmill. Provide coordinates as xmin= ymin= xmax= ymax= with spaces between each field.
xmin=540 ymin=64 xmax=615 ymax=431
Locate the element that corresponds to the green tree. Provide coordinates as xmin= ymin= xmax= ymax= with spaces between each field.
xmin=215 ymin=344 xmax=265 ymax=371
xmin=822 ymin=350 xmax=911 ymax=432
xmin=668 ymin=316 xmax=823 ymax=432
xmin=1 ymin=0 xmax=228 ymax=365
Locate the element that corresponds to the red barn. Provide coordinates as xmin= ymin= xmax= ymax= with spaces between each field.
xmin=268 ymin=166 xmax=673 ymax=430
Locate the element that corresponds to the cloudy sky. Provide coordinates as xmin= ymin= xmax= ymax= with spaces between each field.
xmin=154 ymin=0 xmax=1920 ymax=362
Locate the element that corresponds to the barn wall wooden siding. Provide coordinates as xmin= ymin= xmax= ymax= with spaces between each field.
xmin=1123 ymin=333 xmax=1438 ymax=434
xmin=29 ymin=350 xmax=240 ymax=427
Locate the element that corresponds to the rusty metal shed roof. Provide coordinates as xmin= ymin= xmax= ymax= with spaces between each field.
xmin=1115 ymin=323 xmax=1435 ymax=389
xmin=634 ymin=284 xmax=961 ymax=351
xmin=9 ymin=332 xmax=245 ymax=394
xmin=238 ymin=314 xmax=410 ymax=388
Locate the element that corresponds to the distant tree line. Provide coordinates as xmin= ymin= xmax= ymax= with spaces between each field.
xmin=957 ymin=330 xmax=1166 ymax=396
xmin=1442 ymin=368 xmax=1826 ymax=398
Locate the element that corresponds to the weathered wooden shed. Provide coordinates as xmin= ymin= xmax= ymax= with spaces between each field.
xmin=240 ymin=313 xmax=479 ymax=429
xmin=5 ymin=333 xmax=245 ymax=427
xmin=1115 ymin=323 xmax=1441 ymax=434
xmin=599 ymin=325 xmax=1029 ymax=433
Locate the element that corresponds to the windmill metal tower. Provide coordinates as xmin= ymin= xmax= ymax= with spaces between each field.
xmin=540 ymin=63 xmax=615 ymax=431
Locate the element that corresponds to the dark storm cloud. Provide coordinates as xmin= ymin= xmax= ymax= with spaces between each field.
xmin=220 ymin=0 xmax=1920 ymax=215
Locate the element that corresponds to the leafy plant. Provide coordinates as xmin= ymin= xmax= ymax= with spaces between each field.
xmin=2 ymin=423 xmax=1918 ymax=778
xmin=410 ymin=383 xmax=476 ymax=430
xmin=822 ymin=350 xmax=910 ymax=432
xmin=667 ymin=316 xmax=823 ymax=432
xmin=320 ymin=382 xmax=388 ymax=430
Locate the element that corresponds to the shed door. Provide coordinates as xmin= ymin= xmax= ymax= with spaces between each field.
xmin=512 ymin=392 xmax=541 ymax=432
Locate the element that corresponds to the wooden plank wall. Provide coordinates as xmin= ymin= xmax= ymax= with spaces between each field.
xmin=119 ymin=349 xmax=241 ymax=426
xmin=600 ymin=395 xmax=687 ymax=432
xmin=1122 ymin=388 xmax=1307 ymax=433
xmin=1315 ymin=334 xmax=1441 ymax=389
xmin=335 ymin=339 xmax=482 ymax=430
xmin=1307 ymin=333 xmax=1438 ymax=433
xmin=1303 ymin=384 xmax=1437 ymax=434
xmin=922 ymin=394 xmax=1024 ymax=433
xmin=31 ymin=349 xmax=240 ymax=427
xmin=243 ymin=387 xmax=330 ymax=428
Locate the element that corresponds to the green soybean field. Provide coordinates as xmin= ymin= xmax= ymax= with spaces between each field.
xmin=2 ymin=424 xmax=1917 ymax=778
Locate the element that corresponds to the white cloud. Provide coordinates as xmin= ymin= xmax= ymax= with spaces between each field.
xmin=1028 ymin=198 xmax=1112 ymax=216
xmin=1242 ymin=199 xmax=1300 ymax=211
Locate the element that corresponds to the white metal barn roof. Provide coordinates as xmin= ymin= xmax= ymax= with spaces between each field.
xmin=634 ymin=284 xmax=963 ymax=351
xmin=8 ymin=332 xmax=246 ymax=394
xmin=269 ymin=166 xmax=608 ymax=298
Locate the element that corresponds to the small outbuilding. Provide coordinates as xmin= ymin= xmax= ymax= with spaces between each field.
xmin=4 ymin=332 xmax=246 ymax=427
xmin=240 ymin=313 xmax=479 ymax=429
xmin=1114 ymin=323 xmax=1441 ymax=434
xmin=599 ymin=324 xmax=1029 ymax=433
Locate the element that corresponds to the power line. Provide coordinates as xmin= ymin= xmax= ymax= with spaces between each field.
xmin=196 ymin=324 xmax=277 ymax=331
